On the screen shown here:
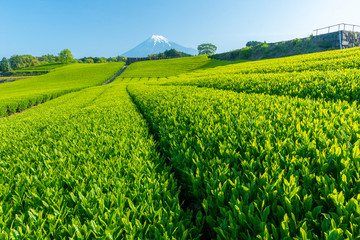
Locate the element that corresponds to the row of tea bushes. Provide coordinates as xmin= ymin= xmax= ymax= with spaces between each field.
xmin=128 ymin=84 xmax=360 ymax=239
xmin=0 ymin=84 xmax=199 ymax=239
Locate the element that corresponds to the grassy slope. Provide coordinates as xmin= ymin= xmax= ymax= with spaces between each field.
xmin=0 ymin=62 xmax=124 ymax=117
xmin=3 ymin=47 xmax=360 ymax=238
xmin=159 ymin=47 xmax=360 ymax=103
xmin=121 ymin=47 xmax=360 ymax=238
xmin=120 ymin=55 xmax=238 ymax=78
xmin=176 ymin=47 xmax=360 ymax=76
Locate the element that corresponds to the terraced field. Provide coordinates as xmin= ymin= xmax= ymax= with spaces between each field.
xmin=1 ymin=49 xmax=360 ymax=239
xmin=120 ymin=55 xmax=236 ymax=78
xmin=0 ymin=62 xmax=124 ymax=117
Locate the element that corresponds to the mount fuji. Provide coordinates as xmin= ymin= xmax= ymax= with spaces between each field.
xmin=122 ymin=35 xmax=198 ymax=57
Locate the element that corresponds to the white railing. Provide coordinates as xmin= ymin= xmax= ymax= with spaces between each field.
xmin=313 ymin=23 xmax=360 ymax=35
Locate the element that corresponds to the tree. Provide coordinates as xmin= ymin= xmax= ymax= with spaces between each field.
xmin=85 ymin=58 xmax=94 ymax=63
xmin=59 ymin=49 xmax=74 ymax=63
xmin=116 ymin=56 xmax=127 ymax=62
xmin=98 ymin=58 xmax=107 ymax=63
xmin=246 ymin=41 xmax=262 ymax=47
xmin=197 ymin=43 xmax=217 ymax=55
xmin=9 ymin=55 xmax=34 ymax=70
xmin=93 ymin=57 xmax=101 ymax=63
xmin=151 ymin=49 xmax=191 ymax=58
xmin=43 ymin=54 xmax=55 ymax=63
xmin=30 ymin=58 xmax=41 ymax=66
xmin=0 ymin=57 xmax=11 ymax=72
xmin=107 ymin=57 xmax=117 ymax=62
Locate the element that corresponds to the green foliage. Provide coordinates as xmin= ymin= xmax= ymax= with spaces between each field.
xmin=85 ymin=58 xmax=94 ymax=63
xmin=124 ymin=47 xmax=360 ymax=238
xmin=295 ymin=39 xmax=303 ymax=48
xmin=175 ymin=68 xmax=360 ymax=102
xmin=98 ymin=57 xmax=107 ymax=63
xmin=78 ymin=56 xmax=126 ymax=64
xmin=240 ymin=47 xmax=253 ymax=59
xmin=0 ymin=54 xmax=61 ymax=72
xmin=319 ymin=40 xmax=332 ymax=49
xmin=9 ymin=55 xmax=34 ymax=70
xmin=151 ymin=49 xmax=192 ymax=58
xmin=277 ymin=41 xmax=288 ymax=52
xmin=128 ymin=83 xmax=360 ymax=239
xmin=246 ymin=41 xmax=263 ymax=47
xmin=43 ymin=54 xmax=56 ymax=63
xmin=59 ymin=49 xmax=74 ymax=63
xmin=213 ymin=34 xmax=349 ymax=61
xmin=117 ymin=56 xmax=127 ymax=62
xmin=0 ymin=57 xmax=12 ymax=72
xmin=198 ymin=43 xmax=217 ymax=55
xmin=198 ymin=59 xmax=245 ymax=69
xmin=11 ymin=62 xmax=67 ymax=73
xmin=260 ymin=43 xmax=271 ymax=58
xmin=106 ymin=57 xmax=117 ymax=62
xmin=0 ymin=62 xmax=124 ymax=117
xmin=120 ymin=55 xmax=227 ymax=78
xmin=261 ymin=43 xmax=270 ymax=49
xmin=3 ymin=45 xmax=360 ymax=239
xmin=0 ymin=83 xmax=200 ymax=239
xmin=291 ymin=38 xmax=302 ymax=46
xmin=167 ymin=47 xmax=360 ymax=102
xmin=229 ymin=50 xmax=240 ymax=59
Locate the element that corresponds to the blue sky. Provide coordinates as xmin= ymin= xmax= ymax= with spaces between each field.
xmin=1 ymin=0 xmax=360 ymax=58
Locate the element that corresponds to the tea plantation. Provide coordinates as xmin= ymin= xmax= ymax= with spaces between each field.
xmin=1 ymin=48 xmax=360 ymax=239
xmin=0 ymin=62 xmax=124 ymax=117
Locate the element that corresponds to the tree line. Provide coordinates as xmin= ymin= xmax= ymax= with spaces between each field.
xmin=149 ymin=49 xmax=192 ymax=58
xmin=0 ymin=49 xmax=127 ymax=72
xmin=0 ymin=54 xmax=58 ymax=72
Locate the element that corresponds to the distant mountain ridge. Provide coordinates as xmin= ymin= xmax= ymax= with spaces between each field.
xmin=122 ymin=35 xmax=198 ymax=57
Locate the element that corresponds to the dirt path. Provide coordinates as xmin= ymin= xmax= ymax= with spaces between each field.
xmin=103 ymin=65 xmax=128 ymax=85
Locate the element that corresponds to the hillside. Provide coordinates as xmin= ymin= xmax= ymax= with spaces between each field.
xmin=0 ymin=62 xmax=124 ymax=117
xmin=120 ymin=55 xmax=236 ymax=78
xmin=211 ymin=30 xmax=360 ymax=61
xmin=1 ymin=47 xmax=360 ymax=239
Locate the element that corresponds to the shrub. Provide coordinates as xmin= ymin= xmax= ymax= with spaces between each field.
xmin=230 ymin=50 xmax=240 ymax=59
xmin=240 ymin=47 xmax=253 ymax=59
xmin=319 ymin=40 xmax=332 ymax=49
xmin=246 ymin=41 xmax=263 ymax=47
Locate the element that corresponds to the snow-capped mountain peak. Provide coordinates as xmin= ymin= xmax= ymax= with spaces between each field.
xmin=151 ymin=35 xmax=170 ymax=46
xmin=122 ymin=35 xmax=198 ymax=57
